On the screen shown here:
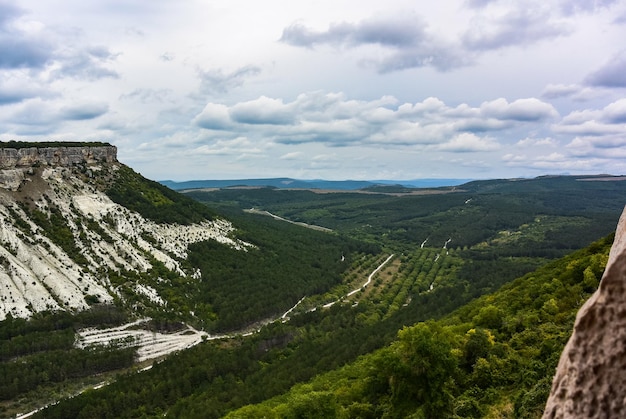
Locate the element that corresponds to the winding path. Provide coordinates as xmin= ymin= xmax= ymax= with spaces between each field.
xmin=244 ymin=208 xmax=333 ymax=232
xmin=324 ymin=254 xmax=395 ymax=308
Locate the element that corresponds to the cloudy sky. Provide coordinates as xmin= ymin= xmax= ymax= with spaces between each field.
xmin=1 ymin=0 xmax=626 ymax=181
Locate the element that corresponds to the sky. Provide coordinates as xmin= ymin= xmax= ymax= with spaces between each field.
xmin=1 ymin=0 xmax=626 ymax=181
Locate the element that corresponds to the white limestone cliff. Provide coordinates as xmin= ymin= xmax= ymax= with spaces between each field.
xmin=0 ymin=147 xmax=251 ymax=320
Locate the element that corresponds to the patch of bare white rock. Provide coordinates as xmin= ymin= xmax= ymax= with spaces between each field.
xmin=0 ymin=165 xmax=253 ymax=321
xmin=75 ymin=318 xmax=211 ymax=362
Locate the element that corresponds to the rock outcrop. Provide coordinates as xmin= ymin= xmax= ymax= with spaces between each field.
xmin=0 ymin=145 xmax=117 ymax=190
xmin=0 ymin=145 xmax=117 ymax=169
xmin=543 ymin=206 xmax=626 ymax=418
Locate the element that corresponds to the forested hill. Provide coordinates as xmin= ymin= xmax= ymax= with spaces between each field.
xmin=185 ymin=174 xmax=626 ymax=257
xmin=160 ymin=177 xmax=471 ymax=190
xmin=36 ymin=226 xmax=614 ymax=418
xmin=221 ymin=234 xmax=613 ymax=418
xmin=3 ymin=160 xmax=624 ymax=417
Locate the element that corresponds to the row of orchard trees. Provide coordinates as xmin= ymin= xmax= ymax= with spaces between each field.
xmin=365 ymin=247 xmax=462 ymax=319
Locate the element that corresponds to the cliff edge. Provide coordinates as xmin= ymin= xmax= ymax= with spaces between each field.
xmin=0 ymin=144 xmax=117 ymax=190
xmin=543 ymin=205 xmax=626 ymax=418
xmin=0 ymin=145 xmax=117 ymax=169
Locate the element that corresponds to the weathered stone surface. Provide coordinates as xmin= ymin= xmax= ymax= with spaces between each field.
xmin=0 ymin=146 xmax=117 ymax=169
xmin=0 ymin=169 xmax=25 ymax=190
xmin=543 ymin=206 xmax=626 ymax=418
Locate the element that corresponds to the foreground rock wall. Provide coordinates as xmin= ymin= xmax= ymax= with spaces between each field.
xmin=543 ymin=206 xmax=626 ymax=418
xmin=0 ymin=146 xmax=117 ymax=169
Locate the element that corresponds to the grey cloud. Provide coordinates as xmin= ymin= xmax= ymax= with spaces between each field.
xmin=554 ymin=121 xmax=621 ymax=136
xmin=51 ymin=46 xmax=120 ymax=81
xmin=0 ymin=72 xmax=58 ymax=106
xmin=97 ymin=118 xmax=131 ymax=132
xmin=350 ymin=18 xmax=425 ymax=47
xmin=0 ymin=4 xmax=120 ymax=80
xmin=373 ymin=46 xmax=470 ymax=73
xmin=0 ymin=86 xmax=37 ymax=105
xmin=160 ymin=52 xmax=175 ymax=61
xmin=279 ymin=151 xmax=303 ymax=160
xmin=197 ymin=65 xmax=261 ymax=94
xmin=193 ymin=103 xmax=233 ymax=130
xmin=560 ymin=0 xmax=618 ymax=15
xmin=60 ymin=103 xmax=109 ymax=120
xmin=279 ymin=23 xmax=319 ymax=47
xmin=584 ymin=136 xmax=626 ymax=149
xmin=0 ymin=1 xmax=22 ymax=25
xmin=554 ymin=99 xmax=626 ymax=135
xmin=281 ymin=14 xmax=470 ymax=73
xmin=229 ymin=96 xmax=294 ymax=125
xmin=0 ymin=36 xmax=51 ymax=69
xmin=614 ymin=11 xmax=626 ymax=24
xmin=436 ymin=133 xmax=501 ymax=152
xmin=280 ymin=16 xmax=427 ymax=48
xmin=541 ymin=84 xmax=581 ymax=99
xmin=601 ymin=99 xmax=626 ymax=124
xmin=6 ymin=99 xmax=107 ymax=132
xmin=0 ymin=92 xmax=30 ymax=105
xmin=0 ymin=3 xmax=52 ymax=69
xmin=278 ymin=131 xmax=364 ymax=147
xmin=465 ymin=0 xmax=498 ymax=9
xmin=120 ymin=88 xmax=173 ymax=104
xmin=541 ymin=84 xmax=601 ymax=102
xmin=13 ymin=125 xmax=57 ymax=136
xmin=585 ymin=50 xmax=626 ymax=88
xmin=463 ymin=8 xmax=570 ymax=51
xmin=452 ymin=118 xmax=511 ymax=132
xmin=566 ymin=136 xmax=626 ymax=162
xmin=481 ymin=98 xmax=558 ymax=121
xmin=125 ymin=27 xmax=144 ymax=37
xmin=605 ymin=112 xmax=626 ymax=124
xmin=194 ymin=93 xmax=556 ymax=149
xmin=10 ymin=100 xmax=57 ymax=126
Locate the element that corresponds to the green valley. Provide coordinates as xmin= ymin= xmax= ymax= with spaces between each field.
xmin=23 ymin=175 xmax=625 ymax=418
xmin=1 ymin=169 xmax=625 ymax=418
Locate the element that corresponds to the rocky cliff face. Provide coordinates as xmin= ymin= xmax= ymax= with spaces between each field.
xmin=0 ymin=148 xmax=252 ymax=321
xmin=0 ymin=146 xmax=117 ymax=190
xmin=543 ymin=206 xmax=626 ymax=418
xmin=0 ymin=145 xmax=117 ymax=169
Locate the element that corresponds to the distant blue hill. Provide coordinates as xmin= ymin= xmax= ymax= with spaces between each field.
xmin=159 ymin=178 xmax=472 ymax=191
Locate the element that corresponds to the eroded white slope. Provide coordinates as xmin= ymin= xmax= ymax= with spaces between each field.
xmin=0 ymin=204 xmax=113 ymax=318
xmin=76 ymin=319 xmax=210 ymax=362
xmin=0 ymin=165 xmax=252 ymax=320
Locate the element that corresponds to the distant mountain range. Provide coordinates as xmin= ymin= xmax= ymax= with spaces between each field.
xmin=159 ymin=177 xmax=473 ymax=191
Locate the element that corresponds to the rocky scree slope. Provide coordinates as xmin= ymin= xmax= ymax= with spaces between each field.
xmin=0 ymin=145 xmax=251 ymax=321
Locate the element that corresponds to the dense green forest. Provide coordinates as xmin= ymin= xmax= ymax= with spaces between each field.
xmin=0 ymin=307 xmax=131 ymax=413
xmin=222 ymin=235 xmax=612 ymax=418
xmin=185 ymin=175 xmax=626 ymax=321
xmin=1 ymin=174 xmax=623 ymax=417
xmin=36 ymin=231 xmax=613 ymax=418
xmin=185 ymin=176 xmax=625 ymax=254
xmin=186 ymin=214 xmax=378 ymax=331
